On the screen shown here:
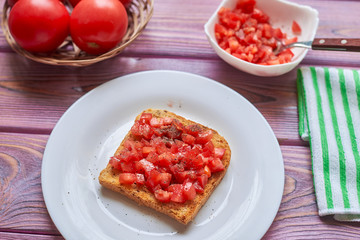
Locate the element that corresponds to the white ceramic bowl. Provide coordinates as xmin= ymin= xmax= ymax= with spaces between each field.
xmin=204 ymin=0 xmax=319 ymax=77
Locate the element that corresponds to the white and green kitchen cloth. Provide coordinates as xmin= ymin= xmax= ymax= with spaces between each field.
xmin=298 ymin=66 xmax=360 ymax=221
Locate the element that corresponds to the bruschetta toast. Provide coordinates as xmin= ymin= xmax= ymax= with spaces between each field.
xmin=99 ymin=109 xmax=231 ymax=224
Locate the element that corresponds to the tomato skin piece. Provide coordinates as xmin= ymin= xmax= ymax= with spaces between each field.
xmin=291 ymin=20 xmax=302 ymax=35
xmin=8 ymin=0 xmax=70 ymax=53
xmin=70 ymin=0 xmax=128 ymax=55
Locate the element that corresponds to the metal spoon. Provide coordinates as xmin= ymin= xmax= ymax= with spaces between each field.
xmin=274 ymin=38 xmax=360 ymax=55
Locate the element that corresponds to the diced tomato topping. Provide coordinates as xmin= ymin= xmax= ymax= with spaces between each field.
xmin=215 ymin=0 xmax=297 ymax=65
xmin=107 ymin=113 xmax=227 ymax=203
xmin=119 ymin=173 xmax=136 ymax=184
xmin=159 ymin=172 xmax=172 ymax=188
xmin=183 ymin=182 xmax=196 ymax=201
xmin=203 ymin=141 xmax=215 ymax=155
xmin=142 ymin=146 xmax=156 ymax=157
xmin=131 ymin=121 xmax=153 ymax=139
xmin=292 ymin=20 xmax=302 ymax=35
xmin=204 ymin=165 xmax=212 ymax=178
xmin=192 ymin=155 xmax=205 ymax=169
xmin=154 ymin=189 xmax=172 ymax=203
xmin=135 ymin=173 xmax=145 ymax=185
xmin=138 ymin=159 xmax=155 ymax=177
xmin=109 ymin=156 xmax=121 ymax=170
xmin=149 ymin=117 xmax=163 ymax=127
xmin=193 ymin=181 xmax=204 ymax=193
xmin=197 ymin=174 xmax=209 ymax=188
xmin=139 ymin=112 xmax=152 ymax=124
xmin=181 ymin=133 xmax=196 ymax=145
xmin=185 ymin=124 xmax=203 ymax=136
xmin=120 ymin=161 xmax=135 ymax=173
xmin=168 ymin=184 xmax=186 ymax=203
xmin=196 ymin=130 xmax=213 ymax=144
xmin=208 ymin=158 xmax=225 ymax=172
xmin=158 ymin=152 xmax=177 ymax=167
xmin=163 ymin=117 xmax=173 ymax=125
xmin=214 ymin=148 xmax=226 ymax=159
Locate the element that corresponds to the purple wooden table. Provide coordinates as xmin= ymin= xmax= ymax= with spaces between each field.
xmin=1 ymin=0 xmax=360 ymax=239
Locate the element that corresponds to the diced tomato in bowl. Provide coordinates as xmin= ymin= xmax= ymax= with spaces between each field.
xmin=204 ymin=0 xmax=319 ymax=76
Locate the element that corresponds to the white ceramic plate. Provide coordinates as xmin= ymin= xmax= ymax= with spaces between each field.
xmin=42 ymin=70 xmax=284 ymax=240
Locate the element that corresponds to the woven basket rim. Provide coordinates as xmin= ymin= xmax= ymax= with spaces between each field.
xmin=1 ymin=0 xmax=154 ymax=67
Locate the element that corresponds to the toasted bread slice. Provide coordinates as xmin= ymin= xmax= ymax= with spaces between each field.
xmin=99 ymin=109 xmax=231 ymax=224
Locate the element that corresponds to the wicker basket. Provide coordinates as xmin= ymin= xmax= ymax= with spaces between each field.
xmin=1 ymin=0 xmax=154 ymax=67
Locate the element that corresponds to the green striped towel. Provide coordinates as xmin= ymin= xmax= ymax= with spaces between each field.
xmin=298 ymin=67 xmax=360 ymax=222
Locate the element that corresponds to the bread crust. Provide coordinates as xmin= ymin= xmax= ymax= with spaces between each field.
xmin=98 ymin=109 xmax=231 ymax=224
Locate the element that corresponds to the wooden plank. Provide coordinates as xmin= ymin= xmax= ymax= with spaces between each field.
xmin=0 ymin=133 xmax=59 ymax=234
xmin=0 ymin=54 xmax=302 ymax=142
xmin=0 ymin=232 xmax=62 ymax=240
xmin=1 ymin=132 xmax=359 ymax=238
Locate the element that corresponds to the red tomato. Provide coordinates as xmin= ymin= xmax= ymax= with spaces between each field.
xmin=8 ymin=0 xmax=70 ymax=53
xmin=292 ymin=20 xmax=302 ymax=35
xmin=119 ymin=0 xmax=131 ymax=7
xmin=7 ymin=0 xmax=19 ymax=7
xmin=69 ymin=0 xmax=81 ymax=6
xmin=70 ymin=0 xmax=128 ymax=55
xmin=69 ymin=0 xmax=131 ymax=7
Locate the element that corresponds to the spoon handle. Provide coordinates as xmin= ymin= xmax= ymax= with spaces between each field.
xmin=311 ymin=38 xmax=360 ymax=52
